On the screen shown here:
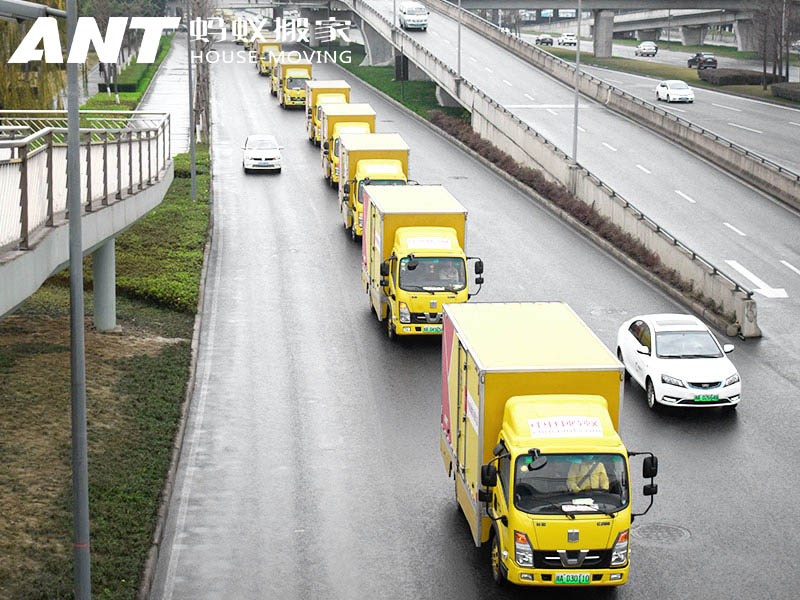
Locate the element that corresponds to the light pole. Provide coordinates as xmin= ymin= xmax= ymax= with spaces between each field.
xmin=393 ymin=0 xmax=396 ymax=28
xmin=457 ymin=0 xmax=462 ymax=78
xmin=571 ymin=0 xmax=582 ymax=167
xmin=186 ymin=0 xmax=197 ymax=202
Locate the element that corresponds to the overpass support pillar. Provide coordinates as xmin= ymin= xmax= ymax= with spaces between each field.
xmin=92 ymin=237 xmax=116 ymax=331
xmin=360 ymin=20 xmax=394 ymax=66
xmin=635 ymin=29 xmax=661 ymax=42
xmin=300 ymin=9 xmax=326 ymax=46
xmin=734 ymin=19 xmax=757 ymax=52
xmin=435 ymin=86 xmax=460 ymax=107
xmin=592 ymin=10 xmax=614 ymax=58
xmin=680 ymin=25 xmax=708 ymax=46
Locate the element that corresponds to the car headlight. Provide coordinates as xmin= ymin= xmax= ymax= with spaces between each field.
xmin=724 ymin=373 xmax=740 ymax=386
xmin=610 ymin=530 xmax=629 ymax=566
xmin=661 ymin=374 xmax=685 ymax=387
xmin=514 ymin=531 xmax=533 ymax=567
xmin=399 ymin=302 xmax=411 ymax=323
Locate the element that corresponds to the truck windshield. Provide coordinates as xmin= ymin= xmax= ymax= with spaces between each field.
xmin=514 ymin=453 xmax=628 ymax=515
xmin=398 ymin=257 xmax=466 ymax=292
xmin=356 ymin=179 xmax=406 ymax=204
xmin=286 ymin=77 xmax=308 ymax=90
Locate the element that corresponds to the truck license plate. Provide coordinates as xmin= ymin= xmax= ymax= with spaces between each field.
xmin=555 ymin=573 xmax=590 ymax=584
xmin=423 ymin=325 xmax=442 ymax=333
xmin=694 ymin=394 xmax=719 ymax=402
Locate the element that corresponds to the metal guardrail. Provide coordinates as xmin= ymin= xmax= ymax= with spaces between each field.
xmin=0 ymin=110 xmax=171 ymax=252
xmin=352 ymin=0 xmax=754 ymax=301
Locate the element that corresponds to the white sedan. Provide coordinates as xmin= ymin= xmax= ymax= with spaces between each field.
xmin=242 ymin=134 xmax=282 ymax=173
xmin=655 ymin=80 xmax=695 ymax=103
xmin=616 ymin=314 xmax=741 ymax=410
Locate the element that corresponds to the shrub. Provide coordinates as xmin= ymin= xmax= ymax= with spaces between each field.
xmin=699 ymin=68 xmax=785 ymax=86
xmin=771 ymin=82 xmax=800 ymax=102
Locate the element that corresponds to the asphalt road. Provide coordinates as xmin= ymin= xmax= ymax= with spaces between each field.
xmin=366 ymin=0 xmax=800 ymax=344
xmin=149 ymin=42 xmax=800 ymax=600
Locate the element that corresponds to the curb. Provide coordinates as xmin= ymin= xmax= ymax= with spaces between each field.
xmin=322 ymin=54 xmax=738 ymax=336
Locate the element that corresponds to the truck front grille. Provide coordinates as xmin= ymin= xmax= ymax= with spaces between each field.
xmin=534 ymin=550 xmax=611 ymax=569
xmin=410 ymin=312 xmax=442 ymax=324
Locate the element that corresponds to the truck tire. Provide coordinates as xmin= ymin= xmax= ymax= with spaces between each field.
xmin=386 ymin=309 xmax=396 ymax=341
xmin=351 ymin=221 xmax=357 ymax=241
xmin=490 ymin=532 xmax=507 ymax=587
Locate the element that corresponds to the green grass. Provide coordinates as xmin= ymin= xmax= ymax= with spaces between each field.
xmin=545 ymin=47 xmax=800 ymax=106
xmin=321 ymin=44 xmax=469 ymax=120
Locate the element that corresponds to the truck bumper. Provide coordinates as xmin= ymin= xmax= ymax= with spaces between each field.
xmin=504 ymin=563 xmax=628 ymax=587
xmin=395 ymin=322 xmax=444 ymax=335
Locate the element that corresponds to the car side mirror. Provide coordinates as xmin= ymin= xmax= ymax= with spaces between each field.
xmin=343 ymin=183 xmax=351 ymax=195
xmin=380 ymin=262 xmax=390 ymax=277
xmin=474 ymin=259 xmax=484 ymax=275
xmin=643 ymin=483 xmax=658 ymax=496
xmin=643 ymin=455 xmax=658 ymax=478
xmin=723 ymin=344 xmax=734 ymax=354
xmin=636 ymin=344 xmax=650 ymax=356
xmin=481 ymin=464 xmax=497 ymax=488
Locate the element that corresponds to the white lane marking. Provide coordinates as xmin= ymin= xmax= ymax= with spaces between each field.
xmin=780 ymin=260 xmax=800 ymax=277
xmin=666 ymin=106 xmax=686 ymax=113
xmin=524 ymin=93 xmax=535 ymax=101
xmin=790 ymin=122 xmax=800 ymax=127
xmin=432 ymin=30 xmax=440 ymax=36
xmin=443 ymin=38 xmax=451 ymax=45
xmin=577 ymin=125 xmax=586 ymax=132
xmin=606 ymin=78 xmax=623 ymax=83
xmin=723 ymin=222 xmax=746 ymax=236
xmin=546 ymin=108 xmax=558 ymax=115
xmin=503 ymin=79 xmax=513 ymax=87
xmin=485 ymin=67 xmax=493 ymax=73
xmin=469 ymin=56 xmax=477 ymax=62
xmin=675 ymin=190 xmax=696 ymax=204
xmin=602 ymin=142 xmax=617 ymax=152
xmin=727 ymin=122 xmax=763 ymax=134
xmin=712 ymin=102 xmax=742 ymax=112
xmin=725 ymin=260 xmax=788 ymax=299
xmin=636 ymin=164 xmax=651 ymax=174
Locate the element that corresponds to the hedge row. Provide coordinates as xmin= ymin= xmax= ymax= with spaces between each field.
xmin=771 ymin=82 xmax=800 ymax=102
xmin=699 ymin=68 xmax=785 ymax=86
xmin=97 ymin=35 xmax=172 ymax=93
xmin=427 ymin=110 xmax=729 ymax=318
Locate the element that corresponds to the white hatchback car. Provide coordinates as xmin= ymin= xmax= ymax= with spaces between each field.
xmin=616 ymin=314 xmax=741 ymax=410
xmin=655 ymin=80 xmax=695 ymax=103
xmin=242 ymin=134 xmax=282 ymax=173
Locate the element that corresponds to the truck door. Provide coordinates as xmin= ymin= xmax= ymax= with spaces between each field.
xmin=456 ymin=347 xmax=479 ymax=499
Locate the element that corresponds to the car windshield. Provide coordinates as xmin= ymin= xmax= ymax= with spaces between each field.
xmin=247 ymin=138 xmax=277 ymax=150
xmin=398 ymin=257 xmax=466 ymax=292
xmin=286 ymin=77 xmax=307 ymax=89
xmin=407 ymin=7 xmax=427 ymax=14
xmin=656 ymin=331 xmax=722 ymax=358
xmin=670 ymin=82 xmax=690 ymax=89
xmin=514 ymin=453 xmax=629 ymax=515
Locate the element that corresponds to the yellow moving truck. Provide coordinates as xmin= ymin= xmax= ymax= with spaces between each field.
xmin=257 ymin=40 xmax=281 ymax=75
xmin=305 ymin=80 xmax=351 ymax=144
xmin=338 ymin=133 xmax=409 ymax=239
xmin=319 ymin=104 xmax=376 ymax=181
xmin=361 ymin=185 xmax=484 ymax=339
xmin=440 ymin=302 xmax=659 ymax=589
xmin=275 ymin=58 xmax=312 ymax=108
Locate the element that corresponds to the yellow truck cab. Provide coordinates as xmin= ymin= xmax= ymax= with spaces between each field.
xmin=257 ymin=40 xmax=281 ymax=75
xmin=319 ymin=103 xmax=376 ymax=181
xmin=361 ymin=185 xmax=484 ymax=339
xmin=440 ymin=302 xmax=659 ymax=589
xmin=305 ymin=80 xmax=351 ymax=144
xmin=338 ymin=132 xmax=409 ymax=239
xmin=275 ymin=59 xmax=312 ymax=108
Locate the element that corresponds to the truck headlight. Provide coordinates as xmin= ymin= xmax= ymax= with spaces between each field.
xmin=399 ymin=302 xmax=411 ymax=323
xmin=610 ymin=529 xmax=629 ymax=566
xmin=514 ymin=531 xmax=533 ymax=567
xmin=724 ymin=373 xmax=740 ymax=386
xmin=661 ymin=374 xmax=684 ymax=387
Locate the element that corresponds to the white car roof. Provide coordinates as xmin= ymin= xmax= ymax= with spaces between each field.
xmin=247 ymin=134 xmax=277 ymax=144
xmin=641 ymin=313 xmax=706 ymax=332
xmin=664 ymin=80 xmax=689 ymax=86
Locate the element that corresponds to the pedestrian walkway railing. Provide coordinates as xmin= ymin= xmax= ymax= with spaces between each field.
xmin=0 ymin=110 xmax=170 ymax=252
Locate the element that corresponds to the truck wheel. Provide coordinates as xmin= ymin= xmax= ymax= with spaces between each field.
xmin=386 ymin=309 xmax=396 ymax=341
xmin=617 ymin=349 xmax=630 ymax=381
xmin=350 ymin=222 xmax=357 ymax=241
xmin=490 ymin=533 xmax=506 ymax=587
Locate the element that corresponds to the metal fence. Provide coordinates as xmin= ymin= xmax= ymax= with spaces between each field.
xmin=0 ymin=110 xmax=170 ymax=252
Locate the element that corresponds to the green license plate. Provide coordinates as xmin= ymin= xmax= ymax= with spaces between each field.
xmin=555 ymin=573 xmax=591 ymax=584
xmin=422 ymin=325 xmax=442 ymax=333
xmin=694 ymin=394 xmax=719 ymax=402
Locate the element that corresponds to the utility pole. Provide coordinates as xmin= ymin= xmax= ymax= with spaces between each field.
xmin=571 ymin=0 xmax=582 ymax=168
xmin=457 ymin=0 xmax=462 ymax=78
xmin=186 ymin=0 xmax=197 ymax=202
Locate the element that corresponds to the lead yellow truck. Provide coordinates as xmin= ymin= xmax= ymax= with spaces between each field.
xmin=338 ymin=133 xmax=409 ymax=239
xmin=275 ymin=58 xmax=312 ymax=108
xmin=305 ymin=80 xmax=351 ymax=144
xmin=257 ymin=39 xmax=281 ymax=76
xmin=361 ymin=185 xmax=484 ymax=339
xmin=441 ymin=302 xmax=659 ymax=589
xmin=319 ymin=103 xmax=376 ymax=181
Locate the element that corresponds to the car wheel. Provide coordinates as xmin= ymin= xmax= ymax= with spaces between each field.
xmin=667 ymin=94 xmax=672 ymax=102
xmin=617 ymin=349 xmax=630 ymax=381
xmin=275 ymin=168 xmax=281 ymax=173
xmin=243 ymin=167 xmax=249 ymax=174
xmin=490 ymin=532 xmax=506 ymax=587
xmin=646 ymin=378 xmax=658 ymax=410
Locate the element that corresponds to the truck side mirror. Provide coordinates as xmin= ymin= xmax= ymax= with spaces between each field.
xmin=323 ymin=141 xmax=329 ymax=150
xmin=474 ymin=259 xmax=484 ymax=275
xmin=643 ymin=483 xmax=658 ymax=496
xmin=380 ymin=262 xmax=390 ymax=277
xmin=636 ymin=344 xmax=650 ymax=356
xmin=475 ymin=276 xmax=484 ymax=285
xmin=343 ymin=183 xmax=351 ymax=195
xmin=481 ymin=464 xmax=497 ymax=488
xmin=643 ymin=455 xmax=658 ymax=478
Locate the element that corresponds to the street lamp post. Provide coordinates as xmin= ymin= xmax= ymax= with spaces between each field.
xmin=186 ymin=0 xmax=197 ymax=202
xmin=457 ymin=0 xmax=462 ymax=77
xmin=571 ymin=0 xmax=582 ymax=167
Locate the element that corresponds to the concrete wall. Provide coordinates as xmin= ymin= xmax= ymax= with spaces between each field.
xmin=346 ymin=0 xmax=762 ymax=336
